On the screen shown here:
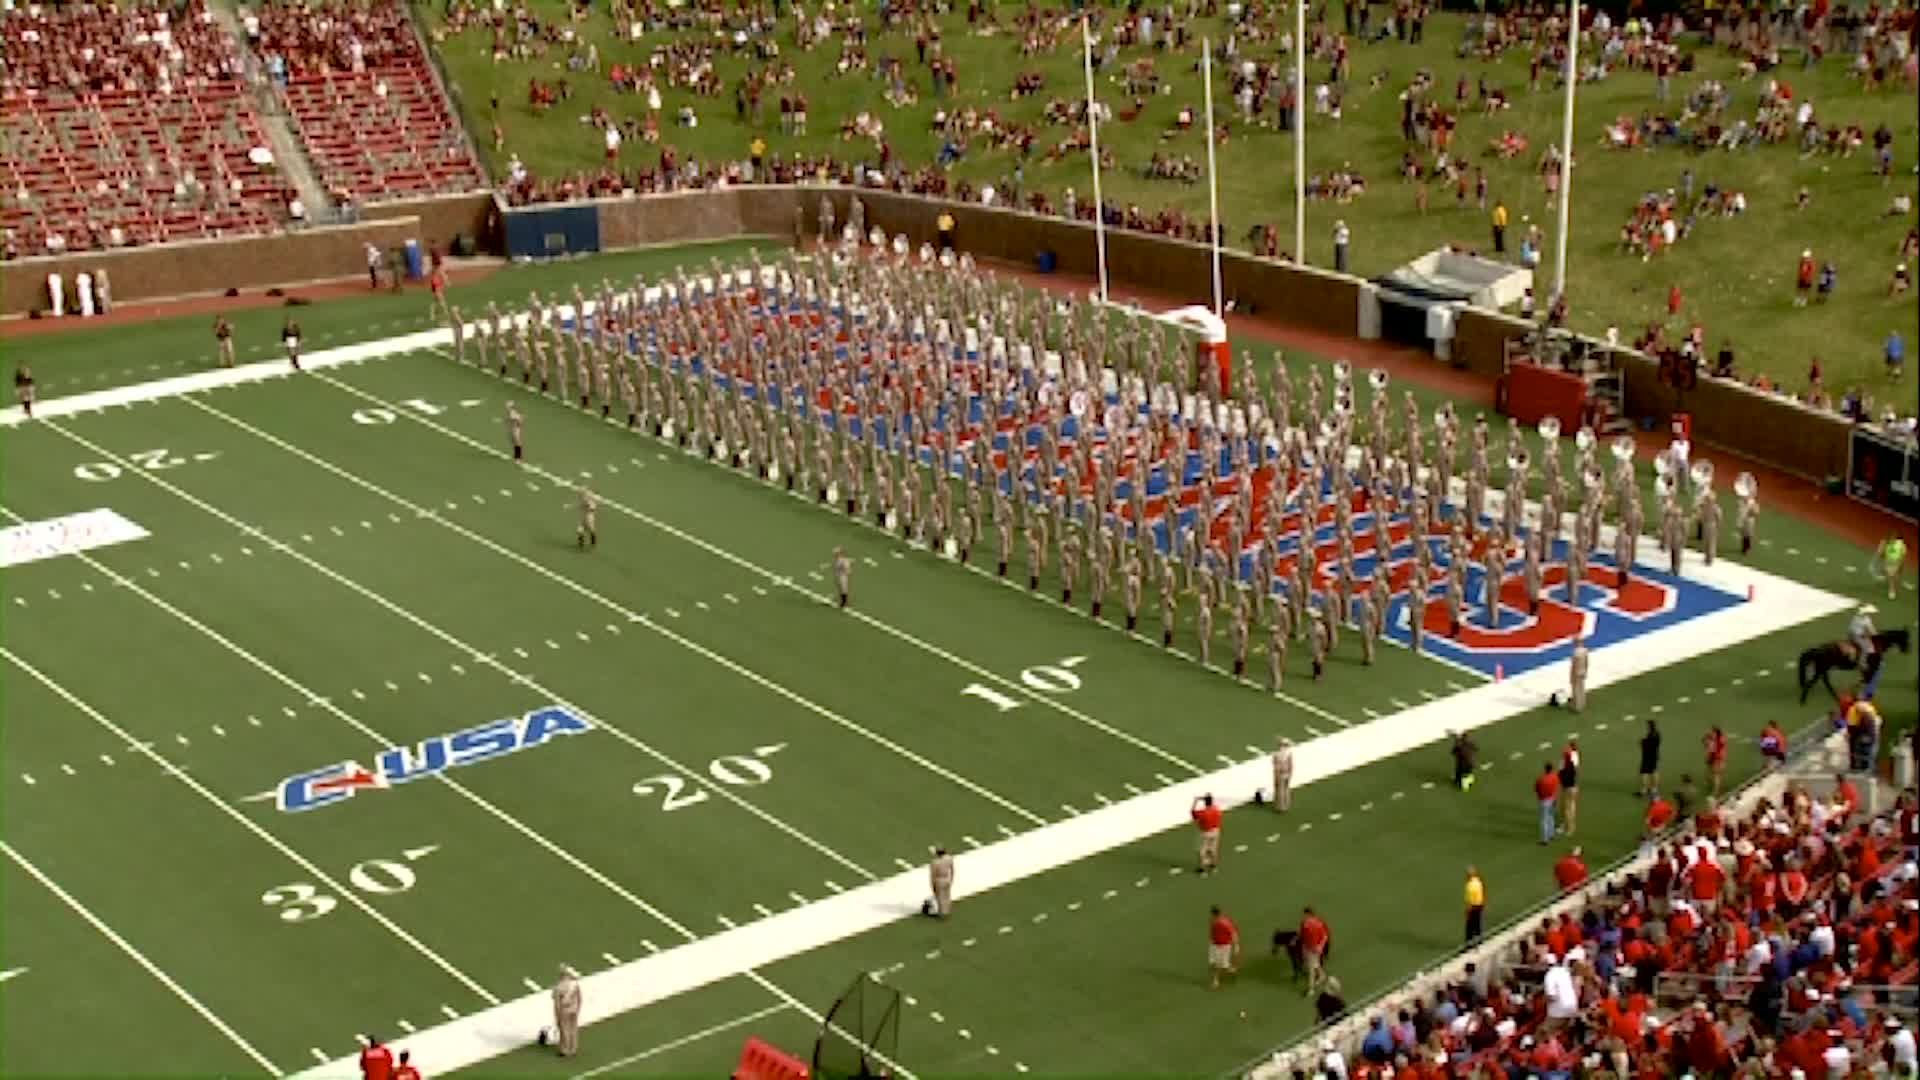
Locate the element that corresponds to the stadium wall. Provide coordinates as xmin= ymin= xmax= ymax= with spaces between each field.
xmin=1451 ymin=307 xmax=1854 ymax=483
xmin=0 ymin=193 xmax=494 ymax=318
xmin=0 ymin=186 xmax=1859 ymax=489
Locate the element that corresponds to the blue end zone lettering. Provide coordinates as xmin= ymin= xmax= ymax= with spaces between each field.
xmin=277 ymin=763 xmax=350 ymax=813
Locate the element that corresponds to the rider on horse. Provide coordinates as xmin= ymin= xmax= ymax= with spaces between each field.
xmin=1848 ymin=604 xmax=1879 ymax=668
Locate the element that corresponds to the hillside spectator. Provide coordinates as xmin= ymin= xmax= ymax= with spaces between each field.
xmin=1888 ymin=331 xmax=1906 ymax=378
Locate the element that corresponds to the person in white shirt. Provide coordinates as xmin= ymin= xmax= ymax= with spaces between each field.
xmin=1887 ymin=1017 xmax=1917 ymax=1072
xmin=1543 ymin=955 xmax=1580 ymax=1019
xmin=1319 ymin=1036 xmax=1347 ymax=1080
xmin=1818 ymin=1032 xmax=1850 ymax=1078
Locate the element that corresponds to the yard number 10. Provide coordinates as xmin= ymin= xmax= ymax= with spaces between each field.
xmin=959 ymin=655 xmax=1088 ymax=713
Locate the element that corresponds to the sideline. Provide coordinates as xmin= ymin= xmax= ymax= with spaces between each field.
xmin=294 ymin=553 xmax=1848 ymax=1078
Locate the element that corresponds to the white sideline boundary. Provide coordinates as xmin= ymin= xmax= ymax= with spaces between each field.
xmin=1 ymin=328 xmax=456 ymax=428
xmin=295 ymin=554 xmax=1847 ymax=1078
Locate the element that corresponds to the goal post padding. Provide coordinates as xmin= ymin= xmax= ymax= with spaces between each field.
xmin=811 ymin=974 xmax=902 ymax=1080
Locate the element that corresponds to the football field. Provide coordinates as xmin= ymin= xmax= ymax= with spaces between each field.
xmin=1 ymin=249 xmax=1909 ymax=1078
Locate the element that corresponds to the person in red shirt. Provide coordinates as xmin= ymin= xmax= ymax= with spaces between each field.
xmin=1688 ymin=853 xmax=1727 ymax=913
xmin=1298 ymin=906 xmax=1331 ymax=994
xmin=360 ymin=1036 xmax=394 ymax=1080
xmin=1702 ymin=727 xmax=1728 ymax=798
xmin=392 ymin=1050 xmax=421 ymax=1080
xmin=1207 ymin=904 xmax=1240 ymax=989
xmin=1645 ymin=794 xmax=1676 ymax=838
xmin=1534 ymin=763 xmax=1562 ymax=845
xmin=428 ymin=264 xmax=450 ymax=323
xmin=1553 ymin=846 xmax=1589 ymax=891
xmin=1191 ymin=794 xmax=1223 ymax=875
xmin=1796 ymin=250 xmax=1817 ymax=306
xmin=1834 ymin=773 xmax=1861 ymax=819
xmin=1667 ymin=283 xmax=1683 ymax=316
xmin=1759 ymin=721 xmax=1787 ymax=765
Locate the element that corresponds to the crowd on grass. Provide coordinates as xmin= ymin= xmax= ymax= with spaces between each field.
xmin=455 ymin=0 xmax=1913 ymax=401
xmin=1300 ymin=784 xmax=1919 ymax=1080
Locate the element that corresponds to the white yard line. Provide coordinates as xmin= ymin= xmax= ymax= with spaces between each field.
xmin=294 ymin=533 xmax=1847 ymax=1079
xmin=2 ymin=839 xmax=284 ymax=1076
xmin=185 ymin=394 xmax=1046 ymax=829
xmin=0 ymin=645 xmax=497 ymax=1012
xmin=315 ymin=365 xmax=1202 ymax=777
xmin=39 ymin=418 xmax=875 ymax=885
xmin=24 ymin=426 xmax=914 ymax=1080
xmin=569 ymin=1003 xmax=792 ymax=1079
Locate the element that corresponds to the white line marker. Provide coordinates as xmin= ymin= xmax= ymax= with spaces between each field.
xmin=716 ymin=915 xmax=737 ymax=930
xmin=246 ymin=715 xmax=262 ymax=727
xmin=603 ymin=953 xmax=622 ymax=967
xmin=397 ymin=1020 xmax=416 ymax=1034
xmin=522 ymin=977 xmax=544 ymax=993
xmin=4 ymin=838 xmax=285 ymax=1070
xmin=60 ymin=764 xmax=76 ymax=776
xmin=824 ymin=881 xmax=845 ymax=894
xmin=174 ymin=734 xmax=190 ymax=747
xmin=753 ymin=903 xmax=775 ymax=918
xmin=641 ymin=940 xmax=660 ymax=954
xmin=996 ymin=825 xmax=1017 ymax=838
xmin=893 ymin=858 xmax=917 ymax=872
xmin=212 ymin=725 xmax=226 ymax=737
xmin=440 ymin=1005 xmax=460 ymax=1020
xmin=311 ymin=1049 xmax=329 ymax=1065
xmin=99 ymin=754 xmax=115 ymax=766
xmin=788 ymin=892 xmax=809 ymax=906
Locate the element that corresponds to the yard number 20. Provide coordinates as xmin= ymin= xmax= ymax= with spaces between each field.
xmin=632 ymin=745 xmax=784 ymax=813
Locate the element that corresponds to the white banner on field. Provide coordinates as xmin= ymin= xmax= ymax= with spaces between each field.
xmin=0 ymin=508 xmax=149 ymax=568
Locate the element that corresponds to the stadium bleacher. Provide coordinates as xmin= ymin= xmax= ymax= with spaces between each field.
xmin=249 ymin=0 xmax=487 ymax=205
xmin=1 ymin=0 xmax=293 ymax=257
xmin=1 ymin=0 xmax=486 ymax=259
xmin=1307 ymin=787 xmax=1918 ymax=1080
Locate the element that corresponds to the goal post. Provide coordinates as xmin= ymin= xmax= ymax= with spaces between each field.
xmin=811 ymin=974 xmax=903 ymax=1080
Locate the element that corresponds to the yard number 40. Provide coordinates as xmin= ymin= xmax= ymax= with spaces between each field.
xmin=959 ymin=655 xmax=1088 ymax=713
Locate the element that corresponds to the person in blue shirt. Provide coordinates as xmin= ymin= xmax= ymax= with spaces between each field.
xmin=1360 ymin=1016 xmax=1394 ymax=1064
xmin=1887 ymin=330 xmax=1906 ymax=378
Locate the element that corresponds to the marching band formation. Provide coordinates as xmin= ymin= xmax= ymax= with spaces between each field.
xmin=444 ymin=240 xmax=1756 ymax=689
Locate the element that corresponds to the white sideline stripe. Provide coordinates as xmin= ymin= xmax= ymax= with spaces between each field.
xmin=2 ymin=838 xmax=284 ymax=1077
xmin=39 ymin=418 xmax=874 ymax=884
xmin=296 ymin=549 xmax=1847 ymax=1079
xmin=186 ymin=394 xmax=1047 ymax=829
xmin=570 ymin=1003 xmax=791 ymax=1079
xmin=321 ymin=361 xmax=1201 ymax=776
xmin=0 ymin=645 xmax=498 ymax=1011
xmin=0 ymin=327 xmax=453 ymax=427
xmin=26 ymin=427 xmax=912 ymax=1080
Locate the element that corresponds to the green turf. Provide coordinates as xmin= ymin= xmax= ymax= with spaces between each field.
xmin=417 ymin=1 xmax=1919 ymax=405
xmin=2 ymin=248 xmax=1911 ymax=1077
